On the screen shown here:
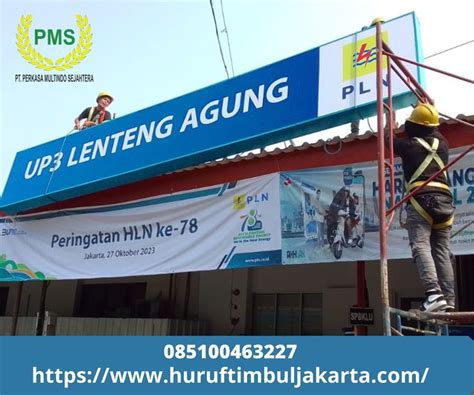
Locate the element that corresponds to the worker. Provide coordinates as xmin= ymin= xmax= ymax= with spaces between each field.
xmin=74 ymin=91 xmax=113 ymax=130
xmin=387 ymin=103 xmax=455 ymax=312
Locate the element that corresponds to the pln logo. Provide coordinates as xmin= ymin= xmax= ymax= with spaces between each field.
xmin=233 ymin=192 xmax=269 ymax=210
xmin=16 ymin=14 xmax=93 ymax=71
xmin=241 ymin=209 xmax=263 ymax=232
xmin=342 ymin=31 xmax=388 ymax=81
xmin=233 ymin=194 xmax=246 ymax=210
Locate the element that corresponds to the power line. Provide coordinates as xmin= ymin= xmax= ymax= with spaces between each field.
xmin=425 ymin=40 xmax=474 ymax=59
xmin=220 ymin=0 xmax=235 ymax=77
xmin=209 ymin=0 xmax=229 ymax=79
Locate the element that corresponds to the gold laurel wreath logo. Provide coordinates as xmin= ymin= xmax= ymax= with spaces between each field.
xmin=16 ymin=14 xmax=93 ymax=71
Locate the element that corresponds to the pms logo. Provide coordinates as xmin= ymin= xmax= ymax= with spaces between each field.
xmin=16 ymin=14 xmax=93 ymax=71
xmin=240 ymin=209 xmax=263 ymax=232
xmin=341 ymin=32 xmax=388 ymax=100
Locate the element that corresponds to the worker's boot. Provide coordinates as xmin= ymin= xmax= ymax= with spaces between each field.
xmin=420 ymin=291 xmax=447 ymax=312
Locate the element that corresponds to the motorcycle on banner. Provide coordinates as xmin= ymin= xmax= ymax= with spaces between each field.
xmin=326 ymin=183 xmax=365 ymax=260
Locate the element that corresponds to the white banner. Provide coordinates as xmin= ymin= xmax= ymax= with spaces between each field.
xmin=1 ymin=148 xmax=472 ymax=281
xmin=0 ymin=174 xmax=281 ymax=281
xmin=281 ymin=147 xmax=474 ymax=264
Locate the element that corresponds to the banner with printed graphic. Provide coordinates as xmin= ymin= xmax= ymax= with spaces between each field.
xmin=2 ymin=148 xmax=471 ymax=281
xmin=281 ymin=147 xmax=474 ymax=264
xmin=0 ymin=174 xmax=281 ymax=281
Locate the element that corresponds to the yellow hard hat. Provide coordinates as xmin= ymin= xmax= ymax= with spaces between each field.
xmin=97 ymin=91 xmax=113 ymax=103
xmin=407 ymin=103 xmax=439 ymax=127
xmin=370 ymin=17 xmax=385 ymax=26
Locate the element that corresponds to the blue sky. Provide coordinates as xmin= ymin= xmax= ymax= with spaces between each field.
xmin=1 ymin=0 xmax=472 ymax=194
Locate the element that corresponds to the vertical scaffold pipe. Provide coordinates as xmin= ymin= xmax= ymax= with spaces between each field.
xmin=375 ymin=20 xmax=391 ymax=336
xmin=355 ymin=261 xmax=368 ymax=336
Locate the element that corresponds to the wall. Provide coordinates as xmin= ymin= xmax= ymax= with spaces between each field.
xmin=197 ymin=268 xmax=248 ymax=336
xmin=191 ymin=260 xmax=414 ymax=335
xmin=3 ymin=280 xmax=77 ymax=317
xmin=196 ymin=259 xmax=426 ymax=335
xmin=1 ymin=258 xmax=428 ymax=335
xmin=248 ymin=262 xmax=367 ymax=335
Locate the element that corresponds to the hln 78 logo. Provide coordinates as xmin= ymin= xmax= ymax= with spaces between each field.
xmin=16 ymin=14 xmax=93 ymax=71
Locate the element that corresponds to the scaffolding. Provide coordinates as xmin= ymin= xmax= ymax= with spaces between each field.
xmin=373 ymin=21 xmax=474 ymax=336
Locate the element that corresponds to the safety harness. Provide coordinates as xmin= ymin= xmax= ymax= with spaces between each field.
xmin=87 ymin=106 xmax=106 ymax=124
xmin=406 ymin=137 xmax=453 ymax=229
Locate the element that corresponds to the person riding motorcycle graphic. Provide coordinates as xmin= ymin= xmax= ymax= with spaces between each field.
xmin=326 ymin=187 xmax=364 ymax=259
xmin=349 ymin=193 xmax=364 ymax=248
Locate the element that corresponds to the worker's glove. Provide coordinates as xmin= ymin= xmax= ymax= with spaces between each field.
xmin=83 ymin=120 xmax=97 ymax=128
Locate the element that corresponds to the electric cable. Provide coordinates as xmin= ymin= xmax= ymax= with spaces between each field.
xmin=219 ymin=0 xmax=235 ymax=77
xmin=425 ymin=40 xmax=474 ymax=60
xmin=210 ymin=0 xmax=229 ymax=79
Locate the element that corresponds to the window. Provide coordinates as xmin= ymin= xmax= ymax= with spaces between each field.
xmin=0 ymin=287 xmax=9 ymax=316
xmin=77 ymin=283 xmax=146 ymax=318
xmin=252 ymin=293 xmax=322 ymax=335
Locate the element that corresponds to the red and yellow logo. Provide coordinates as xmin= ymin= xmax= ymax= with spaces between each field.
xmin=342 ymin=32 xmax=388 ymax=81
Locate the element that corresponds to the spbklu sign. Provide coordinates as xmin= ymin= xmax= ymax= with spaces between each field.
xmin=0 ymin=13 xmax=422 ymax=214
xmin=350 ymin=307 xmax=375 ymax=326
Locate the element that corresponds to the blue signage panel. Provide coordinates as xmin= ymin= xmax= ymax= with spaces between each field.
xmin=1 ymin=49 xmax=320 ymax=213
xmin=0 ymin=13 xmax=422 ymax=214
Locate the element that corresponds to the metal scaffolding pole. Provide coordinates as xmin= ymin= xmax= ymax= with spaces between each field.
xmin=374 ymin=20 xmax=474 ymax=335
xmin=375 ymin=20 xmax=391 ymax=336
